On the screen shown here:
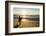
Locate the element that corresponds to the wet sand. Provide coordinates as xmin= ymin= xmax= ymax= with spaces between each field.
xmin=14 ymin=19 xmax=39 ymax=28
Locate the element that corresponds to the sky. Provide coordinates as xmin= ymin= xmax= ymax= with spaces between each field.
xmin=13 ymin=8 xmax=40 ymax=15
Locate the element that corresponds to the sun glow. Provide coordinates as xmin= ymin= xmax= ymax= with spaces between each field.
xmin=21 ymin=9 xmax=26 ymax=18
xmin=22 ymin=9 xmax=26 ymax=15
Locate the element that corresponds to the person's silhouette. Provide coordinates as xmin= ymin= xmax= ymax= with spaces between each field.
xmin=18 ymin=16 xmax=22 ymax=25
xmin=15 ymin=16 xmax=22 ymax=28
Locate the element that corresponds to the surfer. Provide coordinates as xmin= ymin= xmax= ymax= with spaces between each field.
xmin=15 ymin=16 xmax=22 ymax=28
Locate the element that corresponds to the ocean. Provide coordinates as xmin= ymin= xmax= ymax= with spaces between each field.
xmin=14 ymin=15 xmax=39 ymax=28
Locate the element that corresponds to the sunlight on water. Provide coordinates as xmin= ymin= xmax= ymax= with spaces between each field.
xmin=22 ymin=19 xmax=27 ymax=21
xmin=22 ymin=15 xmax=27 ymax=18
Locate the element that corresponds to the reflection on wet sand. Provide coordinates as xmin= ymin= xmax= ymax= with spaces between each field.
xmin=14 ymin=15 xmax=39 ymax=28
